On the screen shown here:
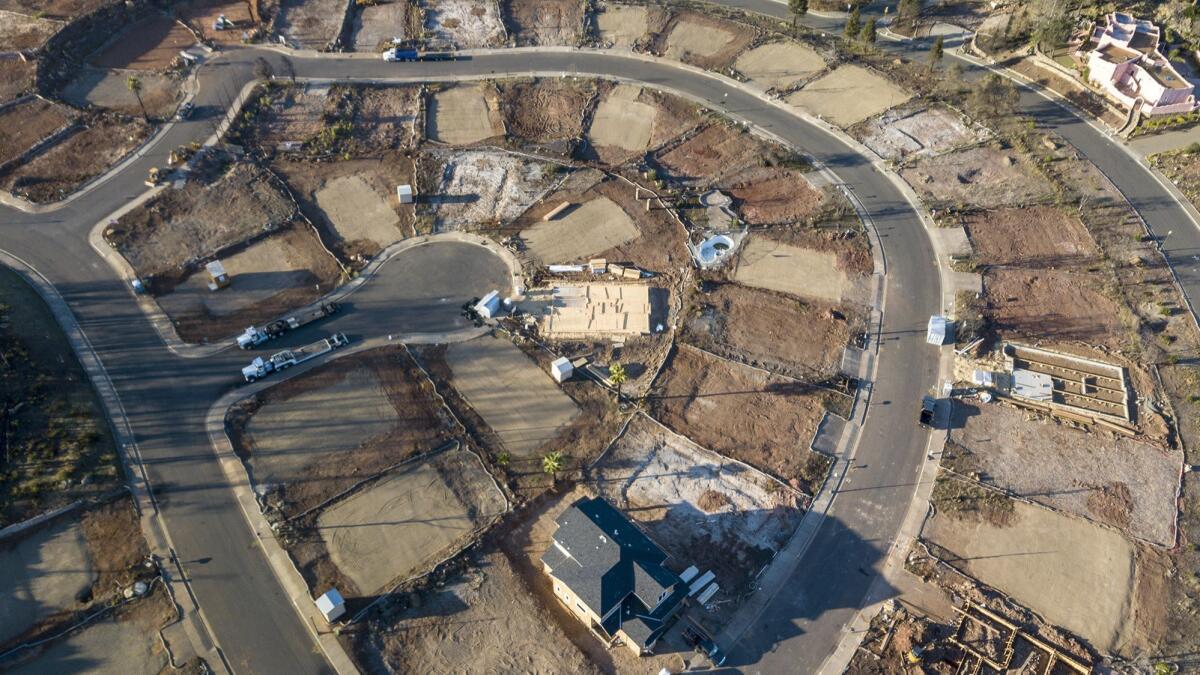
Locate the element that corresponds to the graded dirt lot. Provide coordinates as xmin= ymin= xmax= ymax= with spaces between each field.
xmin=424 ymin=149 xmax=557 ymax=229
xmin=236 ymin=347 xmax=452 ymax=518
xmin=591 ymin=415 xmax=805 ymax=606
xmin=656 ymin=123 xmax=764 ymax=184
xmin=0 ymin=115 xmax=150 ymax=203
xmin=352 ymin=85 xmax=421 ymax=150
xmin=947 ymin=402 xmax=1180 ymax=546
xmin=0 ymin=517 xmax=94 ymax=645
xmin=963 ymin=205 xmax=1098 ymax=267
xmin=520 ymin=195 xmax=639 ymax=263
xmin=424 ymin=0 xmax=505 ymax=48
xmin=0 ymin=0 xmax=108 ymax=19
xmin=356 ymin=547 xmax=599 ymax=673
xmin=682 ymin=282 xmax=861 ymax=382
xmin=587 ymin=83 xmax=654 ymax=155
xmin=595 ymin=2 xmax=656 ymax=48
xmin=89 ymin=14 xmax=195 ymax=70
xmin=446 ymin=335 xmax=580 ymax=457
xmin=8 ymin=600 xmax=171 ymax=675
xmin=316 ymin=174 xmax=403 ymax=249
xmin=0 ymin=60 xmax=36 ymax=105
xmin=498 ymin=78 xmax=592 ymax=145
xmin=109 ymin=161 xmax=295 ymax=283
xmin=180 ymin=0 xmax=254 ymax=44
xmin=726 ymin=167 xmax=827 ymax=225
xmin=734 ymin=41 xmax=825 ymax=91
xmin=504 ymin=0 xmax=583 ymax=45
xmin=650 ymin=346 xmax=834 ymax=495
xmin=316 ymin=447 xmax=505 ymax=595
xmin=657 ymin=12 xmax=755 ymax=70
xmin=856 ymin=105 xmax=985 ymax=162
xmin=926 ymin=499 xmax=1135 ymax=654
xmin=786 ymin=65 xmax=912 ymax=128
xmin=983 ymin=268 xmax=1127 ymax=348
xmin=0 ymin=97 xmax=71 ymax=168
xmin=61 ymin=68 xmax=179 ymax=118
xmin=901 ymin=146 xmax=1054 ymax=209
xmin=734 ymin=234 xmax=862 ymax=303
xmin=427 ymin=83 xmax=504 ymax=145
xmin=351 ymin=0 xmax=409 ymax=50
xmin=0 ymin=10 xmax=61 ymax=50
xmin=275 ymin=0 xmax=345 ymax=49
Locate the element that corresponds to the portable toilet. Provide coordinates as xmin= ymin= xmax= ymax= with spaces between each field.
xmin=474 ymin=290 xmax=501 ymax=319
xmin=926 ymin=315 xmax=952 ymax=345
xmin=396 ymin=184 xmax=414 ymax=204
xmin=550 ymin=357 xmax=573 ymax=383
xmin=315 ymin=589 xmax=345 ymax=622
xmin=206 ymin=260 xmax=230 ymax=291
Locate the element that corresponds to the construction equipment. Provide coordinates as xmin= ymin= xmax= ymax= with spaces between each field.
xmin=236 ymin=302 xmax=339 ymax=349
xmin=241 ymin=333 xmax=348 ymax=383
xmin=145 ymin=167 xmax=163 ymax=187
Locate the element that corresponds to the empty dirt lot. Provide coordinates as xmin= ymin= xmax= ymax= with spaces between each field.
xmin=423 ymin=150 xmax=557 ymax=229
xmin=734 ymin=41 xmax=825 ymax=92
xmin=276 ymin=0 xmax=345 ymax=49
xmin=7 ymin=595 xmax=173 ymax=674
xmin=963 ymin=205 xmax=1098 ymax=267
xmin=591 ymin=415 xmax=805 ymax=610
xmin=682 ymin=282 xmax=861 ymax=382
xmin=316 ymin=174 xmax=403 ymax=249
xmin=0 ymin=10 xmax=61 ymax=50
xmin=0 ymin=60 xmax=36 ymax=105
xmin=504 ymin=0 xmax=583 ymax=45
xmin=983 ymin=268 xmax=1128 ymax=349
xmin=355 ymin=546 xmax=599 ymax=673
xmin=901 ymin=146 xmax=1054 ymax=209
xmin=109 ymin=161 xmax=294 ymax=282
xmin=946 ymin=402 xmax=1181 ymax=546
xmin=427 ymin=83 xmax=505 ymax=145
xmin=237 ymin=347 xmax=453 ymax=518
xmin=351 ymin=0 xmax=410 ymax=50
xmin=0 ymin=97 xmax=71 ymax=168
xmin=734 ymin=234 xmax=865 ymax=304
xmin=0 ymin=115 xmax=150 ymax=203
xmin=651 ymin=346 xmax=834 ymax=496
xmin=726 ymin=167 xmax=827 ymax=225
xmin=656 ymin=12 xmax=755 ymax=70
xmin=424 ymin=0 xmax=505 ymax=48
xmin=498 ymin=78 xmax=592 ymax=145
xmin=926 ymin=499 xmax=1136 ymax=654
xmin=315 ymin=447 xmax=505 ymax=596
xmin=180 ymin=0 xmax=254 ymax=44
xmin=856 ymin=105 xmax=985 ymax=162
xmin=89 ymin=14 xmax=195 ymax=70
xmin=0 ymin=0 xmax=108 ymax=20
xmin=446 ymin=335 xmax=580 ymax=457
xmin=595 ymin=2 xmax=660 ymax=48
xmin=245 ymin=82 xmax=329 ymax=149
xmin=520 ymin=195 xmax=639 ymax=263
xmin=786 ymin=65 xmax=911 ymax=128
xmin=0 ymin=516 xmax=94 ymax=645
xmin=656 ymin=123 xmax=765 ymax=185
xmin=587 ymin=83 xmax=655 ymax=157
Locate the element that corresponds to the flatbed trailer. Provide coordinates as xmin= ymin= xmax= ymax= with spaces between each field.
xmin=236 ymin=302 xmax=339 ymax=349
xmin=241 ymin=333 xmax=348 ymax=382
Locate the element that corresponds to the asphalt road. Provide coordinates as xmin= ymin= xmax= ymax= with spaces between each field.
xmin=2 ymin=5 xmax=1192 ymax=672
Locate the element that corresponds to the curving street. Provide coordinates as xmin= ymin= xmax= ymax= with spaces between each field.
xmin=1 ymin=3 xmax=1196 ymax=674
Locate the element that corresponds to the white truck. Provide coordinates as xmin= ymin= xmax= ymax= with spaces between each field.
xmin=242 ymin=333 xmax=349 ymax=383
xmin=236 ymin=303 xmax=339 ymax=349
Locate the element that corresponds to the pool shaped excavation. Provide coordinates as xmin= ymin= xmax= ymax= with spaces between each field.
xmin=698 ymin=234 xmax=735 ymax=264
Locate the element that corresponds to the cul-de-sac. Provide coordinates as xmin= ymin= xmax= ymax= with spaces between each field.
xmin=2 ymin=0 xmax=1200 ymax=673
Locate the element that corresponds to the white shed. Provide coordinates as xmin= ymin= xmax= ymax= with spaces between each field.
xmin=474 ymin=290 xmax=501 ymax=319
xmin=315 ymin=589 xmax=345 ymax=622
xmin=396 ymin=184 xmax=414 ymax=204
xmin=926 ymin=315 xmax=953 ymax=345
xmin=550 ymin=357 xmax=573 ymax=383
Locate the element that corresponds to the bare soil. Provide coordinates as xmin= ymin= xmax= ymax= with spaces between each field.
xmin=231 ymin=346 xmax=455 ymax=519
xmin=520 ymin=194 xmax=638 ymax=264
xmin=1150 ymin=147 xmax=1200 ymax=215
xmin=734 ymin=41 xmax=825 ymax=92
xmin=654 ymin=122 xmax=767 ymax=185
xmin=89 ymin=14 xmax=195 ymax=70
xmin=0 ymin=266 xmax=120 ymax=526
xmin=423 ymin=0 xmax=505 ymax=49
xmin=651 ymin=11 xmax=756 ymax=71
xmin=650 ymin=346 xmax=836 ymax=496
xmin=854 ymin=104 xmax=986 ymax=162
xmin=180 ymin=0 xmax=255 ymax=44
xmin=238 ymin=82 xmax=332 ymax=152
xmin=0 ymin=114 xmax=150 ymax=203
xmin=0 ymin=10 xmax=61 ymax=50
xmin=0 ymin=97 xmax=71 ymax=168
xmin=108 ymin=160 xmax=295 ymax=285
xmin=502 ymin=0 xmax=583 ymax=45
xmin=901 ymin=145 xmax=1054 ymax=209
xmin=786 ymin=64 xmax=912 ymax=128
xmin=497 ymin=77 xmax=593 ymax=146
xmin=0 ymin=0 xmax=109 ymax=20
xmin=680 ymin=281 xmax=864 ymax=382
xmin=351 ymin=0 xmax=412 ymax=51
xmin=427 ymin=82 xmax=505 ymax=145
xmin=60 ymin=67 xmax=180 ymax=119
xmin=733 ymin=234 xmax=868 ymax=304
xmin=584 ymin=83 xmax=701 ymax=165
xmin=594 ymin=2 xmax=664 ymax=49
xmin=0 ymin=60 xmax=36 ymax=105
xmin=420 ymin=149 xmax=557 ymax=230
xmin=961 ymin=205 xmax=1099 ymax=268
xmin=725 ymin=167 xmax=827 ymax=225
xmin=275 ymin=0 xmax=345 ymax=49
xmin=983 ymin=268 xmax=1129 ymax=350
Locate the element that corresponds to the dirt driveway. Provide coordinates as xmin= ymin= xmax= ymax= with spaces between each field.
xmin=446 ymin=335 xmax=580 ymax=457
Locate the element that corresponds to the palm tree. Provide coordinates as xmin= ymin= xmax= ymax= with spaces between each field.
xmin=788 ymin=0 xmax=808 ymax=35
xmin=608 ymin=362 xmax=627 ymax=402
xmin=126 ymin=75 xmax=148 ymax=122
xmin=542 ymin=451 xmax=563 ymax=481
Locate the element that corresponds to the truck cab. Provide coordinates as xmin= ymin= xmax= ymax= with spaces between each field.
xmin=242 ymin=357 xmax=270 ymax=382
xmin=382 ymin=48 xmax=418 ymax=62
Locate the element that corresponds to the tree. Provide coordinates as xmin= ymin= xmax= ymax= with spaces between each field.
xmin=608 ymin=362 xmax=627 ymax=402
xmin=788 ymin=0 xmax=808 ymax=34
xmin=970 ymin=73 xmax=1019 ymax=119
xmin=896 ymin=0 xmax=919 ymax=29
xmin=843 ymin=6 xmax=861 ymax=41
xmin=126 ymin=75 xmax=147 ymax=122
xmin=542 ymin=451 xmax=563 ymax=481
xmin=496 ymin=450 xmax=510 ymax=467
xmin=930 ymin=35 xmax=944 ymax=69
xmin=860 ymin=18 xmax=877 ymax=47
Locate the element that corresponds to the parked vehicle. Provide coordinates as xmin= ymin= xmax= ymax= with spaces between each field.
xmin=241 ymin=333 xmax=348 ymax=383
xmin=236 ymin=302 xmax=338 ymax=349
xmin=918 ymin=395 xmax=937 ymax=428
xmin=682 ymin=625 xmax=726 ymax=666
xmin=382 ymin=48 xmax=456 ymax=62
xmin=175 ymin=102 xmax=194 ymax=121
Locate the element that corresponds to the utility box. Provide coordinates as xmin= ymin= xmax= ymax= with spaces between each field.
xmin=474 ymin=290 xmax=501 ymax=319
xmin=206 ymin=260 xmax=230 ymax=292
xmin=396 ymin=184 xmax=414 ymax=204
xmin=926 ymin=315 xmax=953 ymax=345
xmin=315 ymin=589 xmax=345 ymax=622
xmin=550 ymin=357 xmax=573 ymax=383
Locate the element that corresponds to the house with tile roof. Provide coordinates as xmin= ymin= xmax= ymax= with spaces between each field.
xmin=540 ymin=496 xmax=686 ymax=655
xmin=1077 ymin=12 xmax=1196 ymax=116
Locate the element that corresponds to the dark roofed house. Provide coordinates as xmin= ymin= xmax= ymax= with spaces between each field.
xmin=541 ymin=496 xmax=686 ymax=656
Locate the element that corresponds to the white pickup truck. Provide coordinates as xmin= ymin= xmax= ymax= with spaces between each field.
xmin=242 ymin=333 xmax=349 ymax=383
